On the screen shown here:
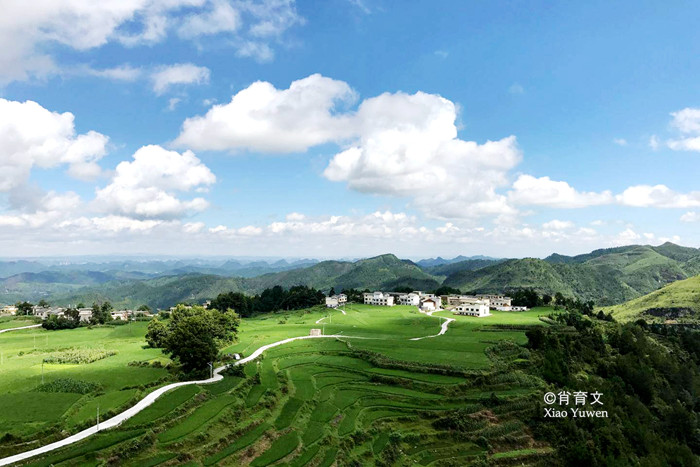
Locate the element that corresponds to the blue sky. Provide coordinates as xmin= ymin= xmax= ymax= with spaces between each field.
xmin=1 ymin=0 xmax=699 ymax=259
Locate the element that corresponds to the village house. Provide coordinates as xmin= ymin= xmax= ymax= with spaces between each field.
xmin=78 ymin=308 xmax=93 ymax=322
xmin=0 ymin=305 xmax=17 ymax=315
xmin=453 ymin=300 xmax=491 ymax=317
xmin=397 ymin=292 xmax=420 ymax=306
xmin=325 ymin=294 xmax=347 ymax=308
xmin=363 ymin=292 xmax=395 ymax=306
xmin=476 ymin=294 xmax=512 ymax=309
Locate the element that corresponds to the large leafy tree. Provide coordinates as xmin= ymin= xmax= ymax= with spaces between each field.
xmin=15 ymin=301 xmax=33 ymax=315
xmin=154 ymin=305 xmax=239 ymax=374
xmin=208 ymin=292 xmax=253 ymax=317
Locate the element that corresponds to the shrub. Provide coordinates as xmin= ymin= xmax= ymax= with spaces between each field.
xmin=36 ymin=378 xmax=101 ymax=394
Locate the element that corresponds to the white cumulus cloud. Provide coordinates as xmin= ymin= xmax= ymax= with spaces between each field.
xmin=508 ymin=175 xmax=614 ymax=208
xmin=176 ymin=74 xmax=357 ymax=152
xmin=94 ymin=145 xmax=216 ymax=219
xmin=0 ymin=98 xmax=108 ymax=191
xmin=0 ymin=0 xmax=302 ymax=83
xmin=667 ymin=108 xmax=700 ymax=152
xmin=151 ymin=63 xmax=210 ymax=95
xmin=616 ymin=185 xmax=700 ymax=208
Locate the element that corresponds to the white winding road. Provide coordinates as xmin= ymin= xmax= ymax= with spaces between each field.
xmin=0 ymin=311 xmax=456 ymax=466
xmin=0 ymin=324 xmax=41 ymax=334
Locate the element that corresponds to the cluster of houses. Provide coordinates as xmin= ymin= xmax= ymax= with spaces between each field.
xmin=0 ymin=304 xmax=152 ymax=322
xmin=325 ymin=294 xmax=347 ymax=308
xmin=356 ymin=291 xmax=528 ymax=318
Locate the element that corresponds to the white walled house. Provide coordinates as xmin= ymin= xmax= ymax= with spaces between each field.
xmin=476 ymin=294 xmax=512 ymax=309
xmin=420 ymin=298 xmax=439 ymax=311
xmin=398 ymin=293 xmax=420 ymax=306
xmin=326 ymin=294 xmax=347 ymax=308
xmin=363 ymin=292 xmax=395 ymax=306
xmin=453 ymin=300 xmax=491 ymax=317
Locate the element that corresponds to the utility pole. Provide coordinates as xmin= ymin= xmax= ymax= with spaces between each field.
xmin=208 ymin=362 xmax=213 ymax=379
xmin=96 ymin=404 xmax=100 ymax=431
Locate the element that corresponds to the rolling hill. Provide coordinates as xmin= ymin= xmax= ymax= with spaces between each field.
xmin=46 ymin=254 xmax=440 ymax=310
xmin=606 ymin=274 xmax=700 ymax=322
xmin=442 ymin=243 xmax=700 ymax=305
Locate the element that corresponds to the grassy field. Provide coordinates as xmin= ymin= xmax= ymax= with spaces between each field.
xmin=0 ymin=319 xmax=170 ymax=441
xmin=1 ymin=305 xmax=557 ymax=465
xmin=0 ymin=315 xmax=39 ymax=330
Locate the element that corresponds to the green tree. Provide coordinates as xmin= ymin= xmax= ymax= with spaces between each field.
xmin=15 ymin=301 xmax=33 ymax=315
xmin=37 ymin=299 xmax=49 ymax=307
xmin=76 ymin=302 xmax=86 ymax=309
xmin=137 ymin=304 xmax=151 ymax=312
xmin=90 ymin=301 xmax=113 ymax=324
xmin=162 ymin=305 xmax=239 ymax=374
xmin=542 ymin=294 xmax=552 ymax=305
xmin=65 ymin=308 xmax=80 ymax=322
xmin=328 ymin=287 xmax=336 ymax=297
xmin=209 ymin=292 xmax=253 ymax=317
xmin=146 ymin=317 xmax=168 ymax=348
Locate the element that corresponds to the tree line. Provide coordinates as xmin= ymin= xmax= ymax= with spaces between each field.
xmin=207 ymin=285 xmax=325 ymax=318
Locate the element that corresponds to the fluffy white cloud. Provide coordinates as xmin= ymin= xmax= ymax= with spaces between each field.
xmin=0 ymin=0 xmax=302 ymax=83
xmin=667 ymin=108 xmax=700 ymax=152
xmin=616 ymin=185 xmax=700 ymax=208
xmin=178 ymin=0 xmax=240 ymax=38
xmin=177 ymin=74 xmax=521 ymax=219
xmin=680 ymin=212 xmax=700 ymax=223
xmin=542 ymin=220 xmax=575 ymax=231
xmin=151 ymin=63 xmax=210 ymax=94
xmin=0 ymin=98 xmax=108 ymax=191
xmin=613 ymin=138 xmax=627 ymax=146
xmin=176 ymin=74 xmax=356 ymax=152
xmin=324 ymin=91 xmax=521 ymax=218
xmin=508 ymin=175 xmax=614 ymax=208
xmin=94 ymin=145 xmax=216 ymax=219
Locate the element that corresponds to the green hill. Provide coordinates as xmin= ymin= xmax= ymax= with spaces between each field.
xmin=606 ymin=274 xmax=700 ymax=322
xmin=49 ymin=254 xmax=439 ymax=310
xmin=443 ymin=243 xmax=700 ymax=305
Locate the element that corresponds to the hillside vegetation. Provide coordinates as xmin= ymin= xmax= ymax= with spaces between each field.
xmin=442 ymin=243 xmax=700 ymax=305
xmin=11 ymin=243 xmax=700 ymax=309
xmin=606 ymin=274 xmax=700 ymax=322
xmin=48 ymin=255 xmax=439 ymax=310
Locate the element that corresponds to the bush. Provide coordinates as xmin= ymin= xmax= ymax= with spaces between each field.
xmin=36 ymin=378 xmax=101 ymax=394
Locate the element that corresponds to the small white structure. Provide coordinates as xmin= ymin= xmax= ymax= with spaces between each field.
xmin=454 ymin=300 xmax=491 ymax=317
xmin=325 ymin=294 xmax=347 ymax=308
xmin=363 ymin=292 xmax=395 ymax=306
xmin=398 ymin=293 xmax=420 ymax=306
xmin=495 ymin=305 xmax=529 ymax=311
xmin=420 ymin=298 xmax=439 ymax=311
xmin=0 ymin=305 xmax=17 ymax=315
xmin=309 ymin=328 xmax=322 ymax=336
xmin=78 ymin=308 xmax=93 ymax=322
xmin=477 ymin=294 xmax=512 ymax=309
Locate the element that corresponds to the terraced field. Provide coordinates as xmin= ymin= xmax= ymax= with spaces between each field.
xmin=1 ymin=305 xmax=557 ymax=465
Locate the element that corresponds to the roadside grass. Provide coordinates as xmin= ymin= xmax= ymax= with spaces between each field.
xmin=122 ymin=385 xmax=199 ymax=427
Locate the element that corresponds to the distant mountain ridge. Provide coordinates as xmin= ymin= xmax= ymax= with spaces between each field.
xmin=5 ymin=243 xmax=700 ymax=310
xmin=44 ymin=254 xmax=440 ymax=310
